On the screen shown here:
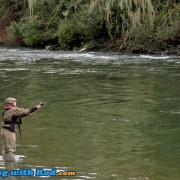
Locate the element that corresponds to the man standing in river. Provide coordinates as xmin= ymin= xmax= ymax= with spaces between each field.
xmin=1 ymin=97 xmax=43 ymax=162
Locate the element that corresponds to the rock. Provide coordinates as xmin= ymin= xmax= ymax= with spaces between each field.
xmin=45 ymin=45 xmax=52 ymax=50
xmin=78 ymin=47 xmax=87 ymax=52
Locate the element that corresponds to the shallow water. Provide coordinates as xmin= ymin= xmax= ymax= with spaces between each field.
xmin=0 ymin=48 xmax=179 ymax=180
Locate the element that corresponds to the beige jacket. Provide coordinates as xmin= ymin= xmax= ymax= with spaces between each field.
xmin=2 ymin=106 xmax=36 ymax=132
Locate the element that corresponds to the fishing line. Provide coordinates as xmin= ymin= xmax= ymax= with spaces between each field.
xmin=43 ymin=74 xmax=80 ymax=104
xmin=0 ymin=71 xmax=38 ymax=91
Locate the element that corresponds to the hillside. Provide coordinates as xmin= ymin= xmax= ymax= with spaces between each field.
xmin=0 ymin=0 xmax=179 ymax=55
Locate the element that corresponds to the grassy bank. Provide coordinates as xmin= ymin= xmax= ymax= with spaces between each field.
xmin=0 ymin=0 xmax=179 ymax=55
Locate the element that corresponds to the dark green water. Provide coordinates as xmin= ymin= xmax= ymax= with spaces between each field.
xmin=0 ymin=48 xmax=179 ymax=180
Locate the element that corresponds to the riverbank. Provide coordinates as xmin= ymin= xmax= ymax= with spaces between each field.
xmin=0 ymin=23 xmax=179 ymax=56
xmin=0 ymin=26 xmax=179 ymax=56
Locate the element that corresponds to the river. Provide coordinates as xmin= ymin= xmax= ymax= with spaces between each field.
xmin=0 ymin=48 xmax=179 ymax=180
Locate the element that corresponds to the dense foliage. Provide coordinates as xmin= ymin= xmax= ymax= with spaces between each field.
xmin=0 ymin=0 xmax=179 ymax=54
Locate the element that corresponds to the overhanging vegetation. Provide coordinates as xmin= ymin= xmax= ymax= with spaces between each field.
xmin=0 ymin=0 xmax=179 ymax=54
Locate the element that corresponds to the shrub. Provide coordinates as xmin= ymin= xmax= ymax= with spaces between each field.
xmin=57 ymin=18 xmax=79 ymax=48
xmin=7 ymin=22 xmax=23 ymax=45
xmin=20 ymin=21 xmax=46 ymax=47
xmin=57 ymin=8 xmax=104 ymax=49
xmin=74 ymin=9 xmax=104 ymax=41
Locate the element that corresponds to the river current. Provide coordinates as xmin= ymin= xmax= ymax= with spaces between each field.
xmin=0 ymin=48 xmax=179 ymax=180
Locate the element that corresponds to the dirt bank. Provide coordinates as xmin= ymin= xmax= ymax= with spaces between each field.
xmin=0 ymin=7 xmax=16 ymax=46
xmin=0 ymin=24 xmax=9 ymax=45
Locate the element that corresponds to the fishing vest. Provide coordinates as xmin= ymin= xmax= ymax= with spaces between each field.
xmin=2 ymin=107 xmax=22 ymax=132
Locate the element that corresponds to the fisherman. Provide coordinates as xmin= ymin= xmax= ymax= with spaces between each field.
xmin=1 ymin=97 xmax=43 ymax=162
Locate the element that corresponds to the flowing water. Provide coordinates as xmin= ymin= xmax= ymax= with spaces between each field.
xmin=0 ymin=48 xmax=179 ymax=180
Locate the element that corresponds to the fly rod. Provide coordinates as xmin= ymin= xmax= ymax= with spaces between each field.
xmin=41 ymin=74 xmax=80 ymax=105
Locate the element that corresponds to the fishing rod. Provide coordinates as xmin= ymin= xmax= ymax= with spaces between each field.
xmin=26 ymin=74 xmax=79 ymax=110
xmin=42 ymin=74 xmax=80 ymax=105
xmin=0 ymin=70 xmax=80 ymax=105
